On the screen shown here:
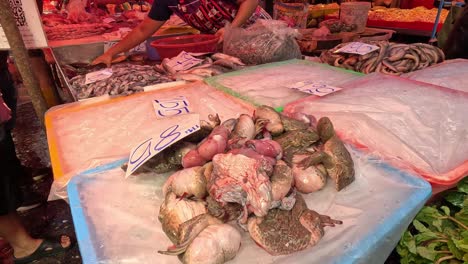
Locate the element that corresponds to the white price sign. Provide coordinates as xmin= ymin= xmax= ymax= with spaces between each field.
xmin=166 ymin=51 xmax=203 ymax=72
xmin=0 ymin=0 xmax=48 ymax=50
xmin=288 ymin=81 xmax=342 ymax=97
xmin=125 ymin=114 xmax=200 ymax=177
xmin=153 ymin=96 xmax=191 ymax=119
xmin=334 ymin=42 xmax=380 ymax=55
xmin=85 ymin=68 xmax=113 ymax=85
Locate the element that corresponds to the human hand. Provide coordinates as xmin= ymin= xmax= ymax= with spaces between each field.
xmin=215 ymin=28 xmax=225 ymax=44
xmin=91 ymin=53 xmax=113 ymax=67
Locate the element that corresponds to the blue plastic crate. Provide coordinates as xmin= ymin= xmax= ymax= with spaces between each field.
xmin=68 ymin=148 xmax=431 ymax=264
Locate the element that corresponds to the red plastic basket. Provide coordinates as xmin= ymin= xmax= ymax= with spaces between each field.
xmin=150 ymin=34 xmax=219 ymax=60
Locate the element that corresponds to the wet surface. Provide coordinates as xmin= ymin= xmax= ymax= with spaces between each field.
xmin=1 ymin=91 xmax=82 ymax=263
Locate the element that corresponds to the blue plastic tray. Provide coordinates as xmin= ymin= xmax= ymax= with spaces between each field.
xmin=68 ymin=149 xmax=431 ymax=264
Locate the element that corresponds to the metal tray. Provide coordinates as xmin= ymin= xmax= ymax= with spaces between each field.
xmin=51 ymin=33 xmax=190 ymax=102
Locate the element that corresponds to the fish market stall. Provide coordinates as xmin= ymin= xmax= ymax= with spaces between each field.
xmin=50 ymin=42 xmax=244 ymax=101
xmin=283 ymin=73 xmax=468 ymax=193
xmin=205 ymin=59 xmax=363 ymax=110
xmin=64 ymin=133 xmax=431 ymax=263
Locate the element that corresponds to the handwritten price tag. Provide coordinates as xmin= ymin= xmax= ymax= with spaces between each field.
xmin=288 ymin=81 xmax=342 ymax=97
xmin=153 ymin=96 xmax=191 ymax=119
xmin=85 ymin=69 xmax=113 ymax=85
xmin=166 ymin=51 xmax=203 ymax=72
xmin=335 ymin=42 xmax=380 ymax=55
xmin=125 ymin=114 xmax=200 ymax=177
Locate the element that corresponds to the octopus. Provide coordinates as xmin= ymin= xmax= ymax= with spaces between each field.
xmin=247 ymin=194 xmax=342 ymax=255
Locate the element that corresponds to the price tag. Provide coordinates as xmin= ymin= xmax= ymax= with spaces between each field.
xmin=103 ymin=17 xmax=116 ymax=24
xmin=334 ymin=42 xmax=380 ymax=55
xmin=166 ymin=51 xmax=203 ymax=72
xmin=85 ymin=69 xmax=113 ymax=85
xmin=125 ymin=114 xmax=200 ymax=177
xmin=288 ymin=81 xmax=342 ymax=97
xmin=153 ymin=96 xmax=191 ymax=119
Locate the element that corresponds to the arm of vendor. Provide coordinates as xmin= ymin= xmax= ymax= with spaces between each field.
xmin=92 ymin=0 xmax=260 ymax=67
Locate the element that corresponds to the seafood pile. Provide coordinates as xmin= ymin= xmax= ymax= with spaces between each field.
xmin=68 ymin=63 xmax=173 ymax=99
xmin=320 ymin=41 xmax=445 ymax=75
xmin=155 ymin=53 xmax=246 ymax=82
xmin=125 ymin=106 xmax=356 ymax=263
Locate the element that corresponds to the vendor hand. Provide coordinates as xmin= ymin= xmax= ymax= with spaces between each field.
xmin=215 ymin=28 xmax=225 ymax=44
xmin=91 ymin=53 xmax=113 ymax=67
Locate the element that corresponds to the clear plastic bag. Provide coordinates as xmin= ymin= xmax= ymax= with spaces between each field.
xmin=284 ymin=73 xmax=468 ymax=188
xmin=46 ymin=83 xmax=255 ymax=180
xmin=223 ymin=20 xmax=302 ymax=65
xmin=206 ymin=60 xmax=362 ymax=109
xmin=66 ymin=147 xmax=431 ymax=263
xmin=403 ymin=59 xmax=468 ymax=92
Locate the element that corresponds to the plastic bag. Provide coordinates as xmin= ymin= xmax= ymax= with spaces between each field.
xmin=403 ymin=59 xmax=468 ymax=92
xmin=66 ymin=0 xmax=94 ymax=23
xmin=206 ymin=60 xmax=362 ymax=109
xmin=66 ymin=147 xmax=431 ymax=263
xmin=45 ymin=82 xmax=255 ymax=181
xmin=223 ymin=20 xmax=302 ymax=65
xmin=284 ymin=73 xmax=468 ymax=188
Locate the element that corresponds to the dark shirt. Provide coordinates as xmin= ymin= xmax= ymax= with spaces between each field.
xmin=148 ymin=0 xmax=271 ymax=33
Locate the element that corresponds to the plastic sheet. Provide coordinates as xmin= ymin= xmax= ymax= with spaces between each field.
xmin=67 ymin=147 xmax=431 ymax=264
xmin=205 ymin=60 xmax=363 ymax=110
xmin=403 ymin=59 xmax=468 ymax=92
xmin=45 ymin=82 xmax=255 ymax=180
xmin=223 ymin=20 xmax=302 ymax=65
xmin=284 ymin=73 xmax=468 ymax=187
